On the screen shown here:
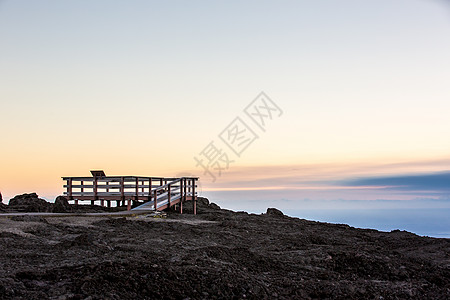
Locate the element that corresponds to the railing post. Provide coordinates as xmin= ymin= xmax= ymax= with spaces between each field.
xmin=154 ymin=189 xmax=158 ymax=210
xmin=94 ymin=177 xmax=98 ymax=203
xmin=135 ymin=177 xmax=139 ymax=200
xmin=90 ymin=178 xmax=94 ymax=205
xmin=68 ymin=179 xmax=72 ymax=200
xmin=121 ymin=177 xmax=125 ymax=203
xmin=180 ymin=178 xmax=184 ymax=214
xmin=180 ymin=178 xmax=184 ymax=215
xmin=192 ymin=179 xmax=196 ymax=215
xmin=168 ymin=183 xmax=171 ymax=208
xmin=149 ymin=178 xmax=152 ymax=194
xmin=184 ymin=178 xmax=187 ymax=201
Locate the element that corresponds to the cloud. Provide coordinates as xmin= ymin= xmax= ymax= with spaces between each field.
xmin=343 ymin=171 xmax=450 ymax=192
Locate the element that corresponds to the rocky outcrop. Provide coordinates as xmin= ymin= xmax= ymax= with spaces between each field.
xmin=8 ymin=193 xmax=52 ymax=212
xmin=53 ymin=196 xmax=72 ymax=213
xmin=266 ymin=207 xmax=284 ymax=216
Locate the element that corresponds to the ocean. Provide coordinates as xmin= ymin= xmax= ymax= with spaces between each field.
xmin=285 ymin=208 xmax=450 ymax=238
xmin=210 ymin=195 xmax=450 ymax=239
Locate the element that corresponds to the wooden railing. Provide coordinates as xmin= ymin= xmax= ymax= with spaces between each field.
xmin=62 ymin=176 xmax=198 ymax=213
xmin=134 ymin=177 xmax=197 ymax=213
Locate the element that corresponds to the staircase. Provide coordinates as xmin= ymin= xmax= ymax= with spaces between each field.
xmin=132 ymin=178 xmax=197 ymax=212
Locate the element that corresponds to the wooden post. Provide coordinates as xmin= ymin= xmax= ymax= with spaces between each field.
xmin=116 ymin=200 xmax=120 ymax=207
xmin=148 ymin=178 xmax=152 ymax=200
xmin=154 ymin=189 xmax=158 ymax=210
xmin=135 ymin=177 xmax=139 ymax=200
xmin=192 ymin=179 xmax=196 ymax=215
xmin=127 ymin=199 xmax=131 ymax=211
xmin=164 ymin=179 xmax=167 ymax=196
xmin=94 ymin=177 xmax=98 ymax=200
xmin=68 ymin=179 xmax=73 ymax=200
xmin=121 ymin=177 xmax=125 ymax=203
xmin=168 ymin=184 xmax=171 ymax=208
xmin=183 ymin=178 xmax=187 ymax=201
xmin=180 ymin=178 xmax=184 ymax=214
xmin=80 ymin=180 xmax=84 ymax=195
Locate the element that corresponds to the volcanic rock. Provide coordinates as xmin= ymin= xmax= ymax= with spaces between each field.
xmin=209 ymin=202 xmax=221 ymax=210
xmin=8 ymin=193 xmax=52 ymax=212
xmin=53 ymin=196 xmax=72 ymax=213
xmin=266 ymin=207 xmax=284 ymax=216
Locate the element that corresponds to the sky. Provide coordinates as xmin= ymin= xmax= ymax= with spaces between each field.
xmin=1 ymin=0 xmax=450 ymax=217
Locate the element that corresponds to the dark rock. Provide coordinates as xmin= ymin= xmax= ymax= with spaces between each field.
xmin=0 ymin=202 xmax=6 ymax=212
xmin=53 ymin=196 xmax=71 ymax=213
xmin=8 ymin=193 xmax=52 ymax=212
xmin=0 ymin=192 xmax=6 ymax=211
xmin=266 ymin=207 xmax=284 ymax=216
xmin=209 ymin=202 xmax=221 ymax=210
xmin=197 ymin=197 xmax=210 ymax=207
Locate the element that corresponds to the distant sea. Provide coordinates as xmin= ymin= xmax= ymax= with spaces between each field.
xmin=284 ymin=208 xmax=450 ymax=239
xmin=213 ymin=196 xmax=450 ymax=238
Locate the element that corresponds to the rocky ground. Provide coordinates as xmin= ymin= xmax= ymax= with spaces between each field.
xmin=0 ymin=194 xmax=449 ymax=299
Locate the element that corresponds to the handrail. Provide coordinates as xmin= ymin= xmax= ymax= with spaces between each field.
xmin=151 ymin=178 xmax=182 ymax=192
xmin=63 ymin=175 xmax=198 ymax=213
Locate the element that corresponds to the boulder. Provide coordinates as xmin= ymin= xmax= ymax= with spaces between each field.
xmin=197 ymin=197 xmax=210 ymax=207
xmin=266 ymin=207 xmax=284 ymax=216
xmin=0 ymin=192 xmax=5 ymax=211
xmin=209 ymin=202 xmax=221 ymax=210
xmin=53 ymin=196 xmax=72 ymax=213
xmin=8 ymin=193 xmax=52 ymax=212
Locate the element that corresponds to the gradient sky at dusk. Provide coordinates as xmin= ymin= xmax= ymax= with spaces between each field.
xmin=1 ymin=0 xmax=450 ymax=218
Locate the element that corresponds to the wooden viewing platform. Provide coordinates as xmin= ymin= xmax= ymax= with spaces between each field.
xmin=63 ymin=170 xmax=199 ymax=214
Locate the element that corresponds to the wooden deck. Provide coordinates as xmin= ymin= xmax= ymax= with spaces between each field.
xmin=62 ymin=173 xmax=199 ymax=214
